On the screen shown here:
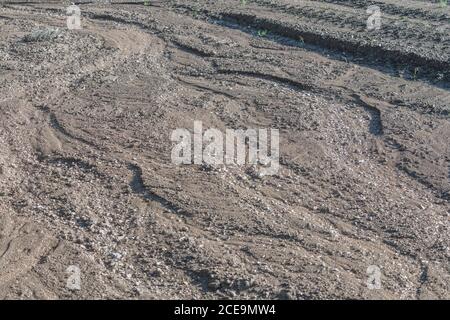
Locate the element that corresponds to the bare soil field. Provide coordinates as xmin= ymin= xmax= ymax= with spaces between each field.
xmin=0 ymin=0 xmax=449 ymax=299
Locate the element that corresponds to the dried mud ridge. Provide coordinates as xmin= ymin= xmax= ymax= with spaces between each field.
xmin=0 ymin=1 xmax=449 ymax=299
xmin=217 ymin=11 xmax=448 ymax=78
xmin=128 ymin=163 xmax=189 ymax=216
xmin=175 ymin=0 xmax=450 ymax=83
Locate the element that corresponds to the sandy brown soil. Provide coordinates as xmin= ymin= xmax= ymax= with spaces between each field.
xmin=0 ymin=0 xmax=449 ymax=299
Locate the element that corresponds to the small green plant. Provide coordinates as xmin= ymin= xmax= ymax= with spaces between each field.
xmin=257 ymin=29 xmax=269 ymax=37
xmin=240 ymin=0 xmax=248 ymax=5
xmin=439 ymin=0 xmax=448 ymax=8
xmin=23 ymin=27 xmax=61 ymax=42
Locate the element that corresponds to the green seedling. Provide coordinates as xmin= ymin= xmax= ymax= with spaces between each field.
xmin=241 ymin=0 xmax=248 ymax=5
xmin=257 ymin=29 xmax=269 ymax=37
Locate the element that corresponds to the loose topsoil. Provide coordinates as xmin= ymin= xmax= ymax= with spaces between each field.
xmin=0 ymin=0 xmax=448 ymax=299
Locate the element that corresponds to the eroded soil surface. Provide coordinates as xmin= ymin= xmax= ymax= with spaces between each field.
xmin=0 ymin=0 xmax=449 ymax=299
